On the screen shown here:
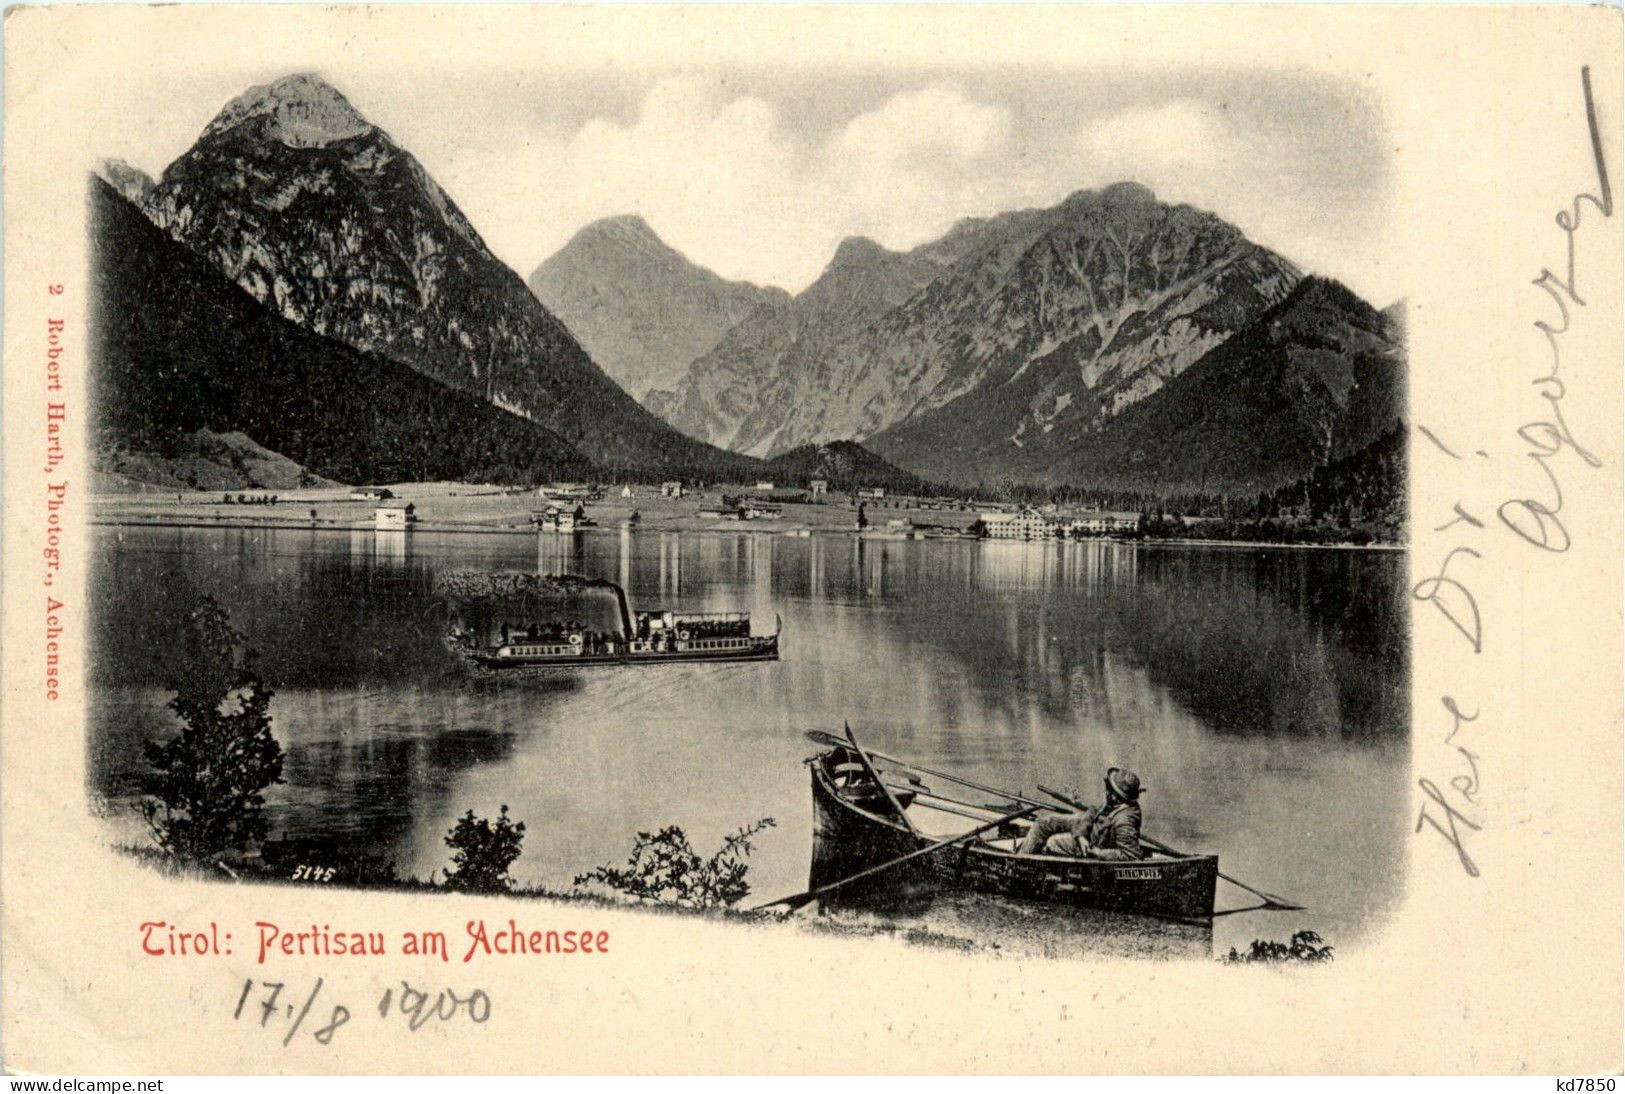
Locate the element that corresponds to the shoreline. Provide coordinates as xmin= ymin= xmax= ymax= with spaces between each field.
xmin=88 ymin=511 xmax=1408 ymax=551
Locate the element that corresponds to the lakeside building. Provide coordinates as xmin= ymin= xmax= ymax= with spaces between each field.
xmin=1063 ymin=511 xmax=1140 ymax=537
xmin=809 ymin=479 xmax=828 ymax=499
xmin=539 ymin=483 xmax=601 ymax=502
xmin=374 ymin=501 xmax=416 ymax=530
xmin=533 ymin=504 xmax=593 ymax=532
xmin=856 ymin=487 xmax=887 ymax=500
xmin=748 ymin=488 xmax=809 ymax=505
xmin=351 ymin=486 xmax=393 ymax=501
xmin=699 ymin=500 xmax=785 ymax=521
xmin=909 ymin=519 xmax=977 ymax=538
xmin=661 ymin=481 xmax=685 ymax=499
xmin=979 ymin=508 xmax=1056 ymax=540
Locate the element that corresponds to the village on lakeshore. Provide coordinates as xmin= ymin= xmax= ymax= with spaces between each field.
xmin=87 ymin=474 xmax=1397 ymax=548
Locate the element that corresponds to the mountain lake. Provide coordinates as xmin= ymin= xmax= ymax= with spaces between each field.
xmin=88 ymin=523 xmax=1409 ymax=960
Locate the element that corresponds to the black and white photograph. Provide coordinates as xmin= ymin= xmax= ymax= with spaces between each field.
xmin=85 ymin=54 xmax=1407 ymax=958
xmin=2 ymin=3 xmax=1619 ymax=1078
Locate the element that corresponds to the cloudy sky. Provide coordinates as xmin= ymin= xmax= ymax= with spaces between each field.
xmin=106 ymin=65 xmax=1397 ymax=302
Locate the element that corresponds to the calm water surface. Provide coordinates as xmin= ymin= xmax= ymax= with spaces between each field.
xmin=89 ymin=525 xmax=1408 ymax=957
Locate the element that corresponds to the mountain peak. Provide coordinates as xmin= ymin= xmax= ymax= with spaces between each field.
xmin=1062 ymin=181 xmax=1159 ymax=209
xmin=531 ymin=213 xmax=787 ymax=400
xmin=593 ymin=213 xmax=654 ymax=232
xmin=1102 ymin=180 xmax=1157 ymax=203
xmin=95 ymin=158 xmax=156 ymax=205
xmin=829 ymin=235 xmax=895 ymax=267
xmin=202 ymin=73 xmax=373 ymax=148
xmin=573 ymin=214 xmax=665 ymax=249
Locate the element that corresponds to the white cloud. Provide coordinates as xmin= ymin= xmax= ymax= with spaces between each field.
xmin=1068 ymin=100 xmax=1394 ymax=302
xmin=112 ymin=71 xmax=1389 ymax=302
xmin=834 ymin=85 xmax=1010 ymax=163
xmin=475 ymin=80 xmax=1027 ymax=291
xmin=1070 ymin=100 xmax=1261 ymax=228
xmin=501 ymin=75 xmax=815 ymax=289
xmin=817 ymin=86 xmax=1017 ymax=249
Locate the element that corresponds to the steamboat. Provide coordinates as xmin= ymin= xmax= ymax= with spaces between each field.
xmin=446 ymin=575 xmax=779 ymax=671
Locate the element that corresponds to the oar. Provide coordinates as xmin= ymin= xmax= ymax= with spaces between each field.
xmin=1035 ymin=784 xmax=1305 ymax=912
xmin=752 ymin=804 xmax=1041 ymax=913
xmin=805 ymin=728 xmax=1302 ymax=915
xmin=893 ymin=787 xmax=1020 ymax=825
xmin=805 ymin=729 xmax=1052 ymax=811
xmin=843 ymin=721 xmax=918 ymax=834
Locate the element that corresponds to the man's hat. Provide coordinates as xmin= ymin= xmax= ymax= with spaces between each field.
xmin=1106 ymin=767 xmax=1143 ymax=800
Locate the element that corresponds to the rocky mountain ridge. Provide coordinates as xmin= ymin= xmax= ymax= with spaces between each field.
xmin=139 ymin=72 xmax=754 ymax=478
xmin=528 ymin=215 xmax=787 ymax=400
xmin=1026 ymin=276 xmax=1406 ymax=494
xmin=653 ymin=182 xmax=1302 ymax=467
xmin=90 ymin=175 xmax=596 ymax=486
xmin=644 ymin=233 xmax=951 ymax=450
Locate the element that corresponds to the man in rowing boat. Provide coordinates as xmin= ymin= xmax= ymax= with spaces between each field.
xmin=1016 ymin=767 xmax=1143 ymax=859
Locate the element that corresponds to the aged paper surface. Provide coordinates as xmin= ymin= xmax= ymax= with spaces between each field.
xmin=2 ymin=3 xmax=1621 ymax=1075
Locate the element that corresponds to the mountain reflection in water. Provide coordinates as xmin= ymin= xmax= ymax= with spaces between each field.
xmin=89 ymin=525 xmax=1407 ymax=956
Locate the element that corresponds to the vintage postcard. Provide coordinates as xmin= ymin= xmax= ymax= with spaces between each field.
xmin=1 ymin=3 xmax=1620 ymax=1076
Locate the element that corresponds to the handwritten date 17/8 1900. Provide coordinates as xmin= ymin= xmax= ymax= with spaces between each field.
xmin=233 ymin=977 xmax=491 ymax=1048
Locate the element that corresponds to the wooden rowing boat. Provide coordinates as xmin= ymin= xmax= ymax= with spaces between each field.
xmin=808 ymin=744 xmax=1219 ymax=922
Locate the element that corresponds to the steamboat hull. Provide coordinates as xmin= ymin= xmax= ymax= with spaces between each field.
xmin=810 ymin=749 xmax=1218 ymax=922
xmin=467 ymin=635 xmax=779 ymax=671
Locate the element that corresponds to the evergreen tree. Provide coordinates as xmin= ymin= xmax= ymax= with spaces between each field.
xmin=142 ymin=596 xmax=284 ymax=862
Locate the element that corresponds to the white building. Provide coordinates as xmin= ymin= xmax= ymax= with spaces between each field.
xmin=533 ymin=505 xmax=593 ymax=532
xmin=539 ymin=483 xmax=599 ymax=502
xmin=374 ymin=502 xmax=416 ymax=530
xmin=1064 ymin=511 xmax=1140 ymax=536
xmin=979 ymin=509 xmax=1056 ymax=540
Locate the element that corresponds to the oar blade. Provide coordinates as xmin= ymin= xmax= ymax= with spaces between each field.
xmin=761 ymin=889 xmax=820 ymax=913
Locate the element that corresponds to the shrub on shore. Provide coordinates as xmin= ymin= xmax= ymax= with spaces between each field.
xmin=442 ymin=805 xmax=527 ymax=893
xmin=573 ymin=818 xmax=776 ymax=909
xmin=141 ymin=596 xmax=284 ymax=863
xmin=1221 ymin=929 xmax=1334 ymax=964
